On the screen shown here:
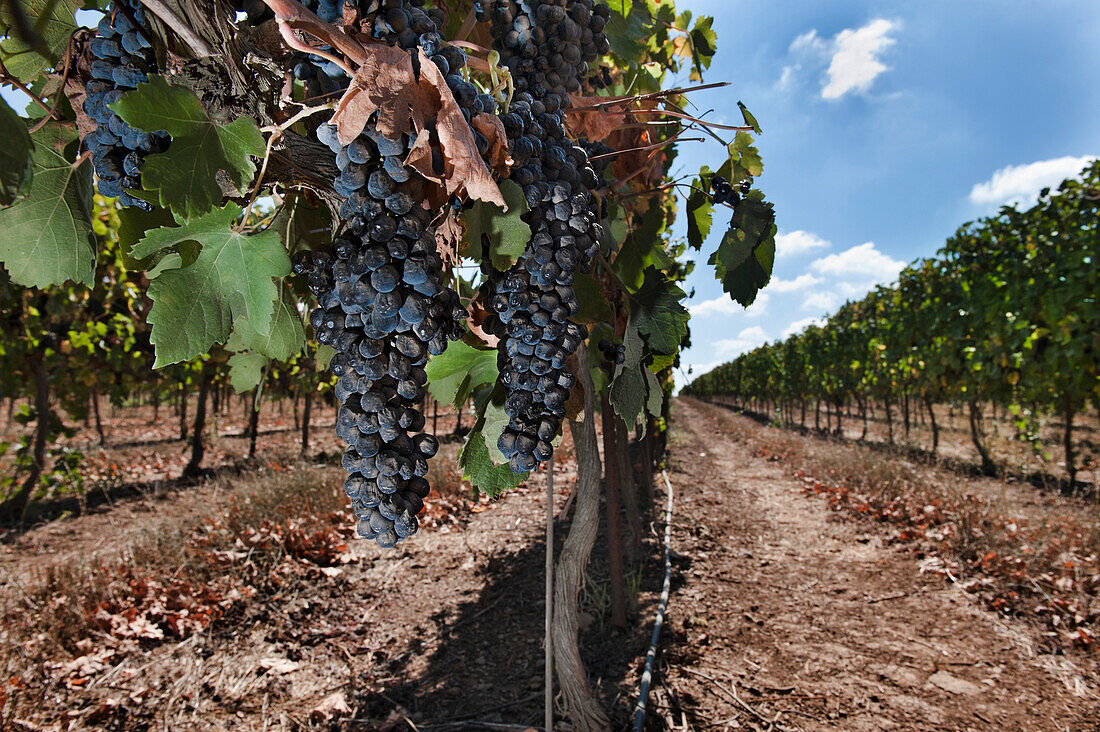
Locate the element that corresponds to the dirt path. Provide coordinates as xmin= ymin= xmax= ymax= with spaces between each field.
xmin=657 ymin=398 xmax=1097 ymax=731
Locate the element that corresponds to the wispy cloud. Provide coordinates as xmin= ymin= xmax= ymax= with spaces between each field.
xmin=789 ymin=19 xmax=899 ymax=100
xmin=775 ymin=230 xmax=830 ymax=259
xmin=768 ymin=273 xmax=823 ymax=293
xmin=689 ymin=291 xmax=770 ymax=318
xmin=782 ymin=316 xmax=826 ymax=338
xmin=802 ymin=291 xmax=840 ymax=312
xmin=714 ymin=326 xmax=768 ymax=358
xmin=811 ymin=241 xmax=905 ymax=283
xmin=968 ymin=155 xmax=1097 ymax=207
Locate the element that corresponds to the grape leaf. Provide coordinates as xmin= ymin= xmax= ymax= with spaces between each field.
xmin=738 ymin=101 xmax=761 ymax=134
xmin=424 ymin=339 xmax=498 ymax=407
xmin=685 ymin=184 xmax=712 ymax=251
xmin=225 ymin=286 xmax=305 ymax=361
xmin=613 ymin=204 xmax=670 ymax=291
xmin=459 ymin=385 xmax=527 ymax=496
xmin=133 ymin=203 xmax=290 ymax=367
xmin=0 ymin=97 xmax=32 ymax=204
xmin=633 ymin=267 xmax=688 ymax=355
xmin=573 ymin=272 xmax=612 ymax=325
xmin=460 ymin=180 xmax=531 ymax=270
xmin=0 ymin=0 xmax=81 ymax=83
xmin=605 ymin=3 xmax=649 ymax=61
xmin=0 ymin=123 xmax=95 ymax=287
xmin=227 ymin=351 xmax=267 ymax=393
xmin=609 ymin=317 xmax=646 ymax=427
xmin=644 ymin=367 xmax=663 ymax=422
xmin=709 ymin=190 xmax=776 ymax=306
xmin=111 ymin=75 xmax=265 ymax=219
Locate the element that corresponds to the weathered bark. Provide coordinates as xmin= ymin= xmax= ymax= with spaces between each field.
xmin=0 ymin=359 xmax=50 ymax=523
xmin=178 ymin=381 xmax=189 ymax=441
xmin=599 ymin=395 xmax=627 ymax=629
xmin=91 ymin=391 xmax=106 ymax=446
xmin=1063 ymin=394 xmax=1077 ymax=488
xmin=553 ymin=347 xmax=611 ymax=732
xmin=301 ymin=382 xmax=313 ymax=456
xmin=614 ymin=413 xmax=641 ymax=565
xmin=967 ymin=400 xmax=996 ymax=475
xmin=247 ymin=387 xmax=261 ymax=461
xmin=183 ymin=364 xmax=213 ymax=479
xmin=925 ymin=394 xmax=939 ymax=455
xmin=902 ymin=391 xmax=911 ymax=441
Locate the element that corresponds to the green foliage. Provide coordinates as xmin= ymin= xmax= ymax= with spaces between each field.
xmin=0 ymin=97 xmax=33 ymax=204
xmin=0 ymin=0 xmax=82 ymax=82
xmin=0 ymin=123 xmax=95 ymax=287
xmin=133 ymin=203 xmax=290 ymax=366
xmin=111 ymin=75 xmax=265 ymax=219
xmin=632 ymin=267 xmax=689 ymax=356
xmin=461 ymin=179 xmax=531 ymax=270
xmin=459 ymin=388 xmax=528 ymax=497
xmin=709 ymin=190 xmax=776 ymax=306
xmin=424 ymin=339 xmax=498 ymax=407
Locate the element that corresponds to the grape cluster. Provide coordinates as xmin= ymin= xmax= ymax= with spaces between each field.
xmin=474 ymin=0 xmax=610 ymax=473
xmin=709 ymin=174 xmax=752 ymax=207
xmin=299 ymin=120 xmax=468 ymax=547
xmin=82 ymin=0 xmax=170 ymax=209
xmin=597 ymin=338 xmax=625 ymax=366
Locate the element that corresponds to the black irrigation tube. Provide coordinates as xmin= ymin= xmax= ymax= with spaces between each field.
xmin=633 ymin=469 xmax=675 ymax=731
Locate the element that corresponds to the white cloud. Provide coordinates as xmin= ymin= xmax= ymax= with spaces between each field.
xmin=714 ymin=326 xmax=767 ymax=358
xmin=802 ymin=291 xmax=840 ymax=312
xmin=968 ymin=155 xmax=1097 ymax=207
xmin=689 ymin=291 xmax=769 ymax=318
xmin=782 ymin=317 xmax=825 ymax=338
xmin=811 ymin=241 xmax=905 ymax=283
xmin=822 ymin=19 xmax=898 ymax=99
xmin=775 ymin=230 xmax=830 ymax=259
xmin=775 ymin=65 xmax=798 ymax=92
xmin=789 ymin=20 xmax=898 ymax=100
xmin=768 ymin=273 xmax=823 ymax=293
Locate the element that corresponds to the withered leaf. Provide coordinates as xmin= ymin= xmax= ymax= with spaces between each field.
xmin=471 ymin=113 xmax=511 ymax=176
xmin=566 ymin=94 xmax=628 ymax=143
xmin=331 ymin=44 xmax=505 ymax=207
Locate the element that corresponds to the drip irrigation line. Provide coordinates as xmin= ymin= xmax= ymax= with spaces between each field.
xmin=633 ymin=469 xmax=675 ymax=731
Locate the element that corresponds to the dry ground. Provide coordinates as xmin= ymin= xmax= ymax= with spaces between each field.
xmin=0 ymin=397 xmax=1096 ymax=730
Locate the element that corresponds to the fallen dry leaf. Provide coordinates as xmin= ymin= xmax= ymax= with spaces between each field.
xmin=260 ymin=657 xmax=301 ymax=675
xmin=310 ymin=691 xmax=352 ymax=721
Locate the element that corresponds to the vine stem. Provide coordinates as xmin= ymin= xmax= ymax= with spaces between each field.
xmin=544 ymin=453 xmax=555 ymax=732
xmin=137 ymin=0 xmax=215 ymax=57
xmin=28 ymin=35 xmax=76 ymax=134
xmin=0 ymin=59 xmax=57 ymax=120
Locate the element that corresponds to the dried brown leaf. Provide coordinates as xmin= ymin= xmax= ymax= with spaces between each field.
xmin=471 ymin=113 xmax=511 ymax=175
xmin=566 ymin=93 xmax=628 ymax=143
xmin=435 ymin=208 xmax=463 ymax=268
xmin=331 ymin=45 xmax=505 ymax=207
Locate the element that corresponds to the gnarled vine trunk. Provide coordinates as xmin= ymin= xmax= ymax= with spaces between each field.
xmin=0 ymin=358 xmax=49 ymax=524
xmin=183 ymin=364 xmax=212 ymax=479
xmin=553 ymin=348 xmax=611 ymax=732
xmin=967 ymin=400 xmax=996 ymax=475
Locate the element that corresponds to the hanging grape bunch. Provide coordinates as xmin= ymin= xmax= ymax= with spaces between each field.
xmin=474 ymin=0 xmax=611 ymax=474
xmin=597 ymin=339 xmax=625 ymax=367
xmin=296 ymin=0 xmax=499 ymax=547
xmin=709 ymin=174 xmax=754 ymax=207
xmin=82 ymin=0 xmax=170 ymax=209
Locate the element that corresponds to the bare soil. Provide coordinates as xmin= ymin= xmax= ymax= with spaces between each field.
xmin=0 ymin=397 xmax=1096 ymax=731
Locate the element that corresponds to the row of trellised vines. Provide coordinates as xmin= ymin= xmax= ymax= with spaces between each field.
xmin=1 ymin=0 xmax=776 ymax=725
xmin=686 ymin=161 xmax=1098 ymax=487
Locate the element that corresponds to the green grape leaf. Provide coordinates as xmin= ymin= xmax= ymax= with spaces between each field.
xmin=686 ymin=184 xmax=713 ymax=250
xmin=0 ymin=97 xmax=33 ymax=204
xmin=134 ymin=203 xmax=290 ymax=367
xmin=738 ymin=101 xmax=761 ymax=134
xmin=609 ymin=317 xmax=646 ymax=427
xmin=424 ymin=339 xmax=498 ymax=407
xmin=315 ymin=344 xmax=335 ymax=370
xmin=613 ymin=204 xmax=669 ymax=291
xmin=605 ymin=4 xmax=649 ymax=60
xmin=0 ymin=123 xmax=95 ymax=287
xmin=644 ymin=367 xmax=663 ymax=423
xmin=689 ymin=16 xmax=717 ymax=72
xmin=111 ymin=76 xmax=265 ymax=219
xmin=227 ymin=351 xmax=267 ymax=393
xmin=649 ymin=352 xmax=675 ymax=373
xmin=461 ymin=179 xmax=531 ymax=270
xmin=633 ymin=267 xmax=688 ymax=355
xmin=709 ymin=190 xmax=776 ymax=306
xmin=225 ymin=286 xmax=305 ymax=361
xmin=459 ymin=385 xmax=527 ymax=496
xmin=0 ymin=0 xmax=81 ymax=83
xmin=573 ymin=272 xmax=612 ymax=325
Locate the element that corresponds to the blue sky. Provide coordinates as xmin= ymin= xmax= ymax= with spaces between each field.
xmin=671 ymin=0 xmax=1100 ymax=389
xmin=5 ymin=4 xmax=1098 ymax=392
